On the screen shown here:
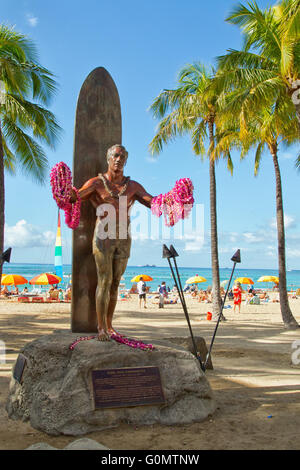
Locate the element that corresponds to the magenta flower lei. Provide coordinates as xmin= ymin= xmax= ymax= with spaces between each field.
xmin=50 ymin=162 xmax=81 ymax=229
xmin=151 ymin=178 xmax=194 ymax=227
xmin=69 ymin=332 xmax=155 ymax=351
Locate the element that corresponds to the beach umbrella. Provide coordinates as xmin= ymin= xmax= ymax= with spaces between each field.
xmin=130 ymin=274 xmax=153 ymax=282
xmin=186 ymin=275 xmax=207 ymax=284
xmin=257 ymin=276 xmax=279 ymax=284
xmin=1 ymin=274 xmax=28 ymax=285
xmin=234 ymin=277 xmax=254 ymax=285
xmin=29 ymin=273 xmax=61 ymax=285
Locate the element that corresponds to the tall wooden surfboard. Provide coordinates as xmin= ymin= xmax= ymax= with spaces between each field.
xmin=71 ymin=67 xmax=122 ymax=332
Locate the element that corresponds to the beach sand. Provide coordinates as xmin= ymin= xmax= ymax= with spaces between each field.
xmin=0 ymin=294 xmax=300 ymax=450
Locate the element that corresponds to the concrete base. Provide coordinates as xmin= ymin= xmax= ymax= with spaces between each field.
xmin=6 ymin=330 xmax=216 ymax=436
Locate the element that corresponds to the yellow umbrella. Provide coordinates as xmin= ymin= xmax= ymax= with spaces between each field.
xmin=1 ymin=274 xmax=28 ymax=285
xmin=131 ymin=274 xmax=153 ymax=282
xmin=29 ymin=273 xmax=61 ymax=285
xmin=186 ymin=275 xmax=207 ymax=284
xmin=257 ymin=276 xmax=279 ymax=284
xmin=235 ymin=277 xmax=254 ymax=285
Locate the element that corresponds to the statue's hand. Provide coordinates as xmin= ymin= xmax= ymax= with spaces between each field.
xmin=69 ymin=188 xmax=78 ymax=203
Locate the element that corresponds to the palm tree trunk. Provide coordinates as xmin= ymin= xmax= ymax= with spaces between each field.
xmin=271 ymin=147 xmax=299 ymax=329
xmin=208 ymin=120 xmax=222 ymax=320
xmin=0 ymin=121 xmax=4 ymax=282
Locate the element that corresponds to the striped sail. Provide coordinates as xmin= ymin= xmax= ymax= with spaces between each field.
xmin=54 ymin=211 xmax=63 ymax=283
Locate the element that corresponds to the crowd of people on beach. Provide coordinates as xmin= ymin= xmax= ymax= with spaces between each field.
xmin=1 ymin=277 xmax=298 ymax=313
xmin=117 ymin=277 xmax=298 ymax=313
xmin=0 ymin=284 xmax=72 ymax=302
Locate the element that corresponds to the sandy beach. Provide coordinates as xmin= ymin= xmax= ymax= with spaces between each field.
xmin=0 ymin=294 xmax=300 ymax=450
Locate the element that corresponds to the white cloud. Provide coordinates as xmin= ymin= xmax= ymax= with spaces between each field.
xmin=286 ymin=248 xmax=300 ymax=258
xmin=281 ymin=152 xmax=294 ymax=160
xmin=4 ymin=220 xmax=55 ymax=248
xmin=242 ymin=231 xmax=267 ymax=243
xmin=26 ymin=13 xmax=38 ymax=27
xmin=270 ymin=214 xmax=297 ymax=230
xmin=146 ymin=156 xmax=158 ymax=164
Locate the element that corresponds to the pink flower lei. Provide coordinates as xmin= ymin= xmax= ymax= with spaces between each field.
xmin=50 ymin=162 xmax=81 ymax=229
xmin=151 ymin=178 xmax=194 ymax=227
xmin=69 ymin=332 xmax=155 ymax=351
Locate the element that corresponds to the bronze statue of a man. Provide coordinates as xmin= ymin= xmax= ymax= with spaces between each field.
xmin=71 ymin=144 xmax=153 ymax=341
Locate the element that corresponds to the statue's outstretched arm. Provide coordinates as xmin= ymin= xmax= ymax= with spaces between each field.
xmin=70 ymin=178 xmax=97 ymax=202
xmin=134 ymin=183 xmax=153 ymax=208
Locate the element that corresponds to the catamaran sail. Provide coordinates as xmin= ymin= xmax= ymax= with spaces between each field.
xmin=54 ymin=210 xmax=63 ymax=283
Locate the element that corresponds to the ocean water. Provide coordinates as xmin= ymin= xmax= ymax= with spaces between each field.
xmin=2 ymin=263 xmax=300 ymax=292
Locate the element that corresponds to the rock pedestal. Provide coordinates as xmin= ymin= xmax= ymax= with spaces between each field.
xmin=6 ymin=331 xmax=216 ymax=436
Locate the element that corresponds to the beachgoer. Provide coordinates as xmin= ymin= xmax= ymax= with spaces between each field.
xmin=129 ymin=283 xmax=138 ymax=294
xmin=58 ymin=289 xmax=64 ymax=302
xmin=205 ymin=290 xmax=212 ymax=303
xmin=64 ymin=287 xmax=71 ymax=301
xmin=250 ymin=293 xmax=260 ymax=305
xmin=70 ymin=144 xmax=153 ymax=340
xmin=233 ymin=282 xmax=242 ymax=313
xmin=159 ymin=282 xmax=167 ymax=308
xmin=198 ymin=289 xmax=206 ymax=302
xmin=21 ymin=287 xmax=28 ymax=295
xmin=137 ymin=276 xmax=147 ymax=309
xmin=1 ymin=286 xmax=10 ymax=297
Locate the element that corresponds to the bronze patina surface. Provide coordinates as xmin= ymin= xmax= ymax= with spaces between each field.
xmin=72 ymin=67 xmax=122 ymax=332
xmin=91 ymin=367 xmax=165 ymax=409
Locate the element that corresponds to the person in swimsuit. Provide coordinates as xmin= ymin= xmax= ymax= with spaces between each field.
xmin=71 ymin=145 xmax=153 ymax=341
xmin=233 ymin=282 xmax=242 ymax=313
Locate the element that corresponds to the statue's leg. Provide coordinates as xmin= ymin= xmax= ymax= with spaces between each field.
xmin=106 ymin=237 xmax=131 ymax=334
xmin=107 ymin=256 xmax=129 ymax=334
xmin=93 ymin=240 xmax=114 ymax=341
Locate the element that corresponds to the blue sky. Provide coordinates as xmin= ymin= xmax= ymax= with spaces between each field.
xmin=2 ymin=0 xmax=300 ymax=269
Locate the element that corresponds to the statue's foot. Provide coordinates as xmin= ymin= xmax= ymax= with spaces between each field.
xmin=97 ymin=328 xmax=111 ymax=342
xmin=107 ymin=327 xmax=124 ymax=337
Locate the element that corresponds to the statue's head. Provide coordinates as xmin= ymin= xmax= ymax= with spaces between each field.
xmin=107 ymin=145 xmax=128 ymax=171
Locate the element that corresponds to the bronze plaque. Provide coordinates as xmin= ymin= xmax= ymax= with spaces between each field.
xmin=13 ymin=354 xmax=27 ymax=384
xmin=92 ymin=366 xmax=165 ymax=409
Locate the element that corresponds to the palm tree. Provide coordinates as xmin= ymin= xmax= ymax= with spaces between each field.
xmin=149 ymin=63 xmax=233 ymax=320
xmin=0 ymin=25 xmax=61 ymax=281
xmin=215 ymin=98 xmax=299 ymax=329
xmin=212 ymin=0 xmax=300 ymax=134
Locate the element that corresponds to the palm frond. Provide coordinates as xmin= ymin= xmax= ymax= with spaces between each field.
xmin=254 ymin=142 xmax=264 ymax=175
xmin=4 ymin=93 xmax=61 ymax=148
xmin=1 ymin=136 xmax=16 ymax=174
xmin=2 ymin=116 xmax=48 ymax=183
xmin=191 ymin=119 xmax=207 ymax=157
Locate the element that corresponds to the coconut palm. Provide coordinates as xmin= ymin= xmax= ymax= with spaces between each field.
xmin=149 ymin=63 xmax=233 ymax=320
xmin=0 ymin=25 xmax=61 ymax=280
xmin=215 ymin=97 xmax=299 ymax=329
xmin=212 ymin=0 xmax=300 ymax=135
